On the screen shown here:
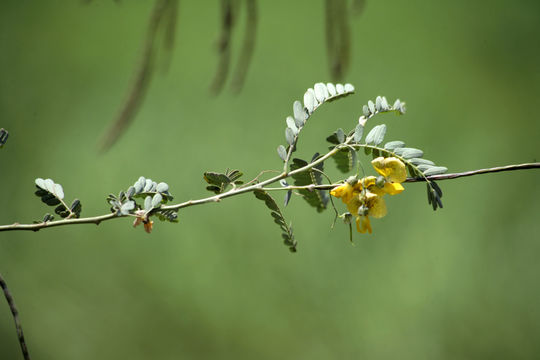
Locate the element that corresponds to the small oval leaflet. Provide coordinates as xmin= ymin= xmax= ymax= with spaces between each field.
xmin=156 ymin=182 xmax=169 ymax=193
xmin=285 ymin=127 xmax=295 ymax=146
xmin=286 ymin=116 xmax=298 ymax=135
xmin=303 ymin=90 xmax=316 ymax=114
xmin=384 ymin=141 xmax=405 ymax=151
xmin=152 ymin=193 xmax=163 ymax=208
xmin=344 ymin=83 xmax=354 ymax=92
xmin=314 ymin=83 xmax=327 ymax=103
xmin=354 ymin=124 xmax=364 ymax=143
xmin=368 ymin=100 xmax=375 ymax=114
xmin=401 ymin=148 xmax=424 ymax=159
xmin=423 ymin=166 xmax=448 ymax=176
xmin=326 ymin=83 xmax=337 ymax=96
xmin=336 ymin=83 xmax=345 ymax=94
xmin=409 ymin=158 xmax=435 ymax=166
xmin=144 ymin=196 xmax=152 ymax=211
xmin=277 ymin=145 xmax=287 ymax=161
xmin=365 ymin=124 xmax=387 ymax=146
xmin=362 ymin=105 xmax=370 ymax=117
xmin=120 ymin=201 xmax=135 ymax=215
xmin=293 ymin=100 xmax=305 ymax=124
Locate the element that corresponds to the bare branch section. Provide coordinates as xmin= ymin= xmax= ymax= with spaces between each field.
xmin=99 ymin=0 xmax=179 ymax=152
xmin=0 ymin=273 xmax=31 ymax=360
xmin=0 ymin=163 xmax=537 ymax=233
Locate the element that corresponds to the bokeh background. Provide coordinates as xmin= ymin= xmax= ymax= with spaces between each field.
xmin=1 ymin=1 xmax=539 ymax=359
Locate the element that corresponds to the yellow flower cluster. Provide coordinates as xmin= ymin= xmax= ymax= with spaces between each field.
xmin=330 ymin=157 xmax=407 ymax=234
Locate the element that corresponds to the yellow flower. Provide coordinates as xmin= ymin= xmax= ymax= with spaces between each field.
xmin=329 ymin=157 xmax=407 ymax=234
xmin=371 ymin=157 xmax=407 ymax=183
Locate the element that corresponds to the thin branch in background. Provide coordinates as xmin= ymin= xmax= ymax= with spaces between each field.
xmin=99 ymin=0 xmax=179 ymax=152
xmin=0 ymin=128 xmax=8 ymax=148
xmin=325 ymin=0 xmax=350 ymax=81
xmin=210 ymin=0 xmax=238 ymax=94
xmin=0 ymin=273 xmax=31 ymax=360
xmin=230 ymin=0 xmax=257 ymax=93
xmin=352 ymin=0 xmax=366 ymax=16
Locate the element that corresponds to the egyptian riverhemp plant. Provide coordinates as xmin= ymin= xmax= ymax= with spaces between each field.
xmin=1 ymin=83 xmax=539 ymax=359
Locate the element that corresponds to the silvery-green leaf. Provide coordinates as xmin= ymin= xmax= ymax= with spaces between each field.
xmin=285 ymin=127 xmax=295 ymax=146
xmin=401 ymin=148 xmax=424 ymax=159
xmin=393 ymin=99 xmax=401 ymax=110
xmin=152 ymin=193 xmax=163 ymax=208
xmin=326 ymin=83 xmax=337 ymax=96
xmin=144 ymin=196 xmax=152 ymax=211
xmin=362 ymin=105 xmax=370 ymax=116
xmin=336 ymin=128 xmax=345 ymax=143
xmin=120 ymin=200 xmax=135 ymax=215
xmin=150 ymin=181 xmax=157 ymax=192
xmin=53 ymin=183 xmax=64 ymax=200
xmin=44 ymin=179 xmax=55 ymax=193
xmin=308 ymin=88 xmax=318 ymax=105
xmin=134 ymin=180 xmax=143 ymax=193
xmin=314 ymin=83 xmax=326 ymax=102
xmin=156 ymin=182 xmax=169 ymax=193
xmin=354 ymin=124 xmax=364 ymax=143
xmin=336 ymin=83 xmax=345 ymax=94
xmin=277 ymin=145 xmax=287 ymax=161
xmin=409 ymin=158 xmax=435 ymax=166
xmin=417 ymin=164 xmax=433 ymax=172
xmin=144 ymin=179 xmax=153 ymax=192
xmin=286 ymin=116 xmax=298 ymax=134
xmin=375 ymin=96 xmax=383 ymax=111
xmin=303 ymin=90 xmax=316 ymax=114
xmin=293 ymin=100 xmax=305 ymax=124
xmin=423 ymin=166 xmax=448 ymax=176
xmin=381 ymin=96 xmax=389 ymax=111
xmin=368 ymin=100 xmax=375 ymax=114
xmin=384 ymin=141 xmax=405 ymax=150
xmin=344 ymin=83 xmax=354 ymax=92
xmin=365 ymin=124 xmax=386 ymax=145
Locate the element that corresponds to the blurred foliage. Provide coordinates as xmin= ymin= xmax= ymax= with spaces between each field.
xmin=1 ymin=1 xmax=539 ymax=359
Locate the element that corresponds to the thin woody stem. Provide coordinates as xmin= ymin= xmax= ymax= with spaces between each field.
xmin=0 ymin=273 xmax=31 ymax=360
xmin=0 ymin=161 xmax=538 ymax=232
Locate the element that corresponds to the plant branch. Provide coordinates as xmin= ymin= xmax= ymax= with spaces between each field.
xmin=0 ymin=273 xmax=31 ymax=360
xmin=0 ymin=160 xmax=538 ymax=232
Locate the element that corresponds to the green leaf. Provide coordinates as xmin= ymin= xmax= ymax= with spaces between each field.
xmin=155 ymin=209 xmax=179 ymax=223
xmin=70 ymin=199 xmax=82 ymax=218
xmin=354 ymin=124 xmax=364 ymax=143
xmin=156 ymin=182 xmax=169 ymax=193
xmin=34 ymin=178 xmax=66 ymax=206
xmin=253 ymin=190 xmax=297 ymax=252
xmin=120 ymin=200 xmax=135 ymax=215
xmin=144 ymin=196 xmax=152 ymax=211
xmin=289 ymin=157 xmax=328 ymax=212
xmin=277 ymin=145 xmax=287 ymax=161
xmin=286 ymin=116 xmax=299 ymax=135
xmin=332 ymin=148 xmax=355 ymax=173
xmin=326 ymin=83 xmax=337 ymax=96
xmin=364 ymin=124 xmax=387 ymax=145
xmin=152 ymin=193 xmax=163 ymax=208
xmin=0 ymin=128 xmax=8 ymax=148
xmin=314 ymin=83 xmax=327 ymax=102
xmin=285 ymin=127 xmax=295 ymax=146
xmin=401 ymin=148 xmax=424 ymax=159
xmin=384 ymin=141 xmax=405 ymax=151
xmin=423 ymin=166 xmax=448 ymax=176
xmin=303 ymin=89 xmax=316 ymax=114
xmin=408 ymin=158 xmax=434 ymax=166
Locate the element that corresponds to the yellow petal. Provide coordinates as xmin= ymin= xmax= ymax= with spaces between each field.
xmin=383 ymin=182 xmax=404 ymax=195
xmin=355 ymin=216 xmax=372 ymax=234
xmin=371 ymin=157 xmax=388 ymax=177
xmin=366 ymin=192 xmax=387 ymax=218
xmin=371 ymin=157 xmax=407 ymax=183
xmin=330 ymin=183 xmax=354 ymax=203
xmin=346 ymin=194 xmax=361 ymax=215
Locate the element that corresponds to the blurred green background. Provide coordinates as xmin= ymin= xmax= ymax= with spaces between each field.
xmin=1 ymin=1 xmax=539 ymax=359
